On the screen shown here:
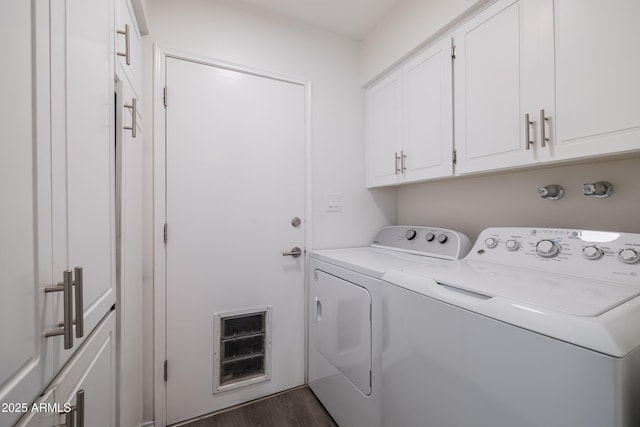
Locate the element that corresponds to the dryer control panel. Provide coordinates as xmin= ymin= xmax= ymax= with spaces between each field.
xmin=468 ymin=227 xmax=640 ymax=285
xmin=371 ymin=226 xmax=472 ymax=260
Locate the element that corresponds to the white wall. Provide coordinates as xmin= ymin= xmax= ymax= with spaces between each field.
xmin=360 ymin=0 xmax=489 ymax=83
xmin=140 ymin=0 xmax=396 ymax=420
xmin=398 ymin=156 xmax=640 ymax=242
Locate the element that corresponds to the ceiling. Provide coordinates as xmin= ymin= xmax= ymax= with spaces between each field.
xmin=228 ymin=0 xmax=405 ymax=40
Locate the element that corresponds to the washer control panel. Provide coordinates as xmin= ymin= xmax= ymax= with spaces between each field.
xmin=468 ymin=227 xmax=640 ymax=284
xmin=371 ymin=226 xmax=472 ymax=260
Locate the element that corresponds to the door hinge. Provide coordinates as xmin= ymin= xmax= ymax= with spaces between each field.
xmin=163 ymin=223 xmax=168 ymax=245
xmin=163 ymin=86 xmax=168 ymax=108
xmin=451 ymin=45 xmax=456 ymax=59
xmin=452 ymin=150 xmax=457 ymax=164
xmin=164 ymin=360 xmax=168 ymax=382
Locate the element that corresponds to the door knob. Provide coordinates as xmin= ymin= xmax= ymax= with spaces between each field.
xmin=282 ymin=247 xmax=302 ymax=257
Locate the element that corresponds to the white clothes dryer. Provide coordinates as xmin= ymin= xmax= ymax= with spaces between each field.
xmin=382 ymin=227 xmax=640 ymax=427
xmin=308 ymin=226 xmax=471 ymax=427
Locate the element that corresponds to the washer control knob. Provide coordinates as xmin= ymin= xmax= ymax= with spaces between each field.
xmin=582 ymin=246 xmax=604 ymax=260
xmin=425 ymin=232 xmax=435 ymax=242
xmin=485 ymin=237 xmax=498 ymax=249
xmin=505 ymin=240 xmax=520 ymax=251
xmin=437 ymin=234 xmax=448 ymax=244
xmin=405 ymin=229 xmax=417 ymax=241
xmin=536 ymin=240 xmax=561 ymax=258
xmin=618 ymin=248 xmax=640 ymax=264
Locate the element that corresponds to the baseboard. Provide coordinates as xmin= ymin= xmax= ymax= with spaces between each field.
xmin=141 ymin=421 xmax=155 ymax=427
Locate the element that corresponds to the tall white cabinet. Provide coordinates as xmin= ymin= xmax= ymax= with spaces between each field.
xmin=1 ymin=0 xmax=143 ymax=425
xmin=0 ymin=2 xmax=54 ymax=425
xmin=115 ymin=0 xmax=144 ymax=425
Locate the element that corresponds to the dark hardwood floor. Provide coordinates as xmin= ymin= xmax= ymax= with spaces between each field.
xmin=174 ymin=386 xmax=338 ymax=427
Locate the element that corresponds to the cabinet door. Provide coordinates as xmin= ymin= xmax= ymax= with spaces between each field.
xmin=545 ymin=0 xmax=640 ymax=161
xmin=116 ymin=0 xmax=142 ymax=95
xmin=454 ymin=0 xmax=541 ymax=174
xmin=366 ymin=70 xmax=402 ymax=187
xmin=117 ymin=78 xmax=144 ymax=427
xmin=55 ymin=313 xmax=116 ymax=427
xmin=0 ymin=2 xmax=53 ymax=425
xmin=16 ymin=314 xmax=115 ymax=427
xmin=402 ymin=37 xmax=453 ymax=182
xmin=13 ymin=391 xmax=56 ymax=427
xmin=50 ymin=0 xmax=116 ymax=368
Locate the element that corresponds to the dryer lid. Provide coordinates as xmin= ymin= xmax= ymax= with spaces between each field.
xmin=310 ymin=247 xmax=437 ymax=279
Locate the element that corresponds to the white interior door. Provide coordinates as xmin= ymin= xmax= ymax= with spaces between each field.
xmin=164 ymin=57 xmax=306 ymax=424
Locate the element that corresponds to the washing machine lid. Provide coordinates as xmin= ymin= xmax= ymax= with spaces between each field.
xmin=310 ymin=247 xmax=437 ymax=279
xmin=427 ymin=261 xmax=640 ymax=317
xmin=383 ymin=262 xmax=640 ymax=357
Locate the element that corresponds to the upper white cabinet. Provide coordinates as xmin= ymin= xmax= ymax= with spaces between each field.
xmin=50 ymin=0 xmax=117 ymax=369
xmin=366 ymin=37 xmax=454 ymax=188
xmin=454 ymin=0 xmax=640 ymax=175
xmin=548 ymin=0 xmax=640 ymax=161
xmin=367 ymin=69 xmax=403 ymax=187
xmin=402 ymin=38 xmax=454 ymax=183
xmin=453 ymin=0 xmax=542 ymax=174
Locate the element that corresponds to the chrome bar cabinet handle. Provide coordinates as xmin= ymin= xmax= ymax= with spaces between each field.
xmin=45 ymin=270 xmax=73 ymax=349
xmin=394 ymin=152 xmax=401 ymax=174
xmin=123 ymin=98 xmax=137 ymax=138
xmin=540 ymin=109 xmax=549 ymax=147
xmin=74 ymin=267 xmax=84 ymax=338
xmin=117 ymin=24 xmax=130 ymax=65
xmin=401 ymin=150 xmax=407 ymax=173
xmin=75 ymin=390 xmax=85 ymax=427
xmin=524 ymin=113 xmax=534 ymax=150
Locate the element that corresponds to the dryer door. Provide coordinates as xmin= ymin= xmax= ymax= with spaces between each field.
xmin=311 ymin=270 xmax=372 ymax=395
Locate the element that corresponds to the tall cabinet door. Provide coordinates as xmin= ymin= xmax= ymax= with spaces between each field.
xmin=50 ymin=0 xmax=116 ymax=368
xmin=117 ymin=77 xmax=144 ymax=427
xmin=545 ymin=0 xmax=640 ymax=160
xmin=366 ymin=70 xmax=402 ymax=187
xmin=454 ymin=0 xmax=541 ymax=174
xmin=402 ymin=37 xmax=453 ymax=182
xmin=0 ymin=2 xmax=53 ymax=426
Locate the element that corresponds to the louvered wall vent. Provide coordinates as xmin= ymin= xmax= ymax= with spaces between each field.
xmin=213 ymin=307 xmax=271 ymax=393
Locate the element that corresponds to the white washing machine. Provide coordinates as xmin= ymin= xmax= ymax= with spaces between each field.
xmin=308 ymin=226 xmax=471 ymax=427
xmin=382 ymin=227 xmax=640 ymax=427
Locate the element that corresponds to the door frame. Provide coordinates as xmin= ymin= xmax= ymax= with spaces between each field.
xmin=152 ymin=45 xmax=312 ymax=427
